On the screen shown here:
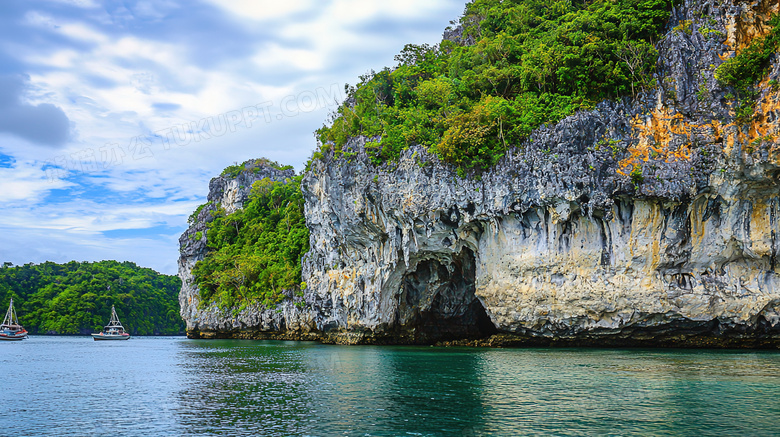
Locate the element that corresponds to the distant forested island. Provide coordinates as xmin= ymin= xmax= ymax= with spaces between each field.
xmin=0 ymin=260 xmax=183 ymax=335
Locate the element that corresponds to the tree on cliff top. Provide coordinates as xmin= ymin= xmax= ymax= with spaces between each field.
xmin=314 ymin=0 xmax=671 ymax=174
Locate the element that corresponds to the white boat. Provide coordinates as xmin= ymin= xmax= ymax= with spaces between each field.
xmin=0 ymin=298 xmax=28 ymax=341
xmin=92 ymin=305 xmax=131 ymax=341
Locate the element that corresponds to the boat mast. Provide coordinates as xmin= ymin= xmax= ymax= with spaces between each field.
xmin=3 ymin=298 xmax=19 ymax=326
xmin=107 ymin=305 xmax=123 ymax=328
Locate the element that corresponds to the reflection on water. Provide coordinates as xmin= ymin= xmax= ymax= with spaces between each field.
xmin=175 ymin=342 xmax=489 ymax=436
xmin=176 ymin=340 xmax=317 ymax=435
xmin=474 ymin=349 xmax=780 ymax=436
xmin=2 ymin=337 xmax=779 ymax=436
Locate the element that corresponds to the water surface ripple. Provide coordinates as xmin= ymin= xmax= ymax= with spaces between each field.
xmin=2 ymin=337 xmax=779 ymax=436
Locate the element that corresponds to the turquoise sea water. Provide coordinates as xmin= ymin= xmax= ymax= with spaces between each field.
xmin=1 ymin=337 xmax=779 ymax=436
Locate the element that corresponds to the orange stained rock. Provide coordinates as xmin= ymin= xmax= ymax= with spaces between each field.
xmin=724 ymin=2 xmax=780 ymax=53
xmin=690 ymin=196 xmax=708 ymax=251
xmin=745 ymin=77 xmax=780 ymax=152
xmin=618 ymin=108 xmax=702 ymax=176
xmin=617 ymin=87 xmax=780 ymax=177
xmin=718 ymin=2 xmax=780 ymax=155
xmin=749 ymin=199 xmax=774 ymax=257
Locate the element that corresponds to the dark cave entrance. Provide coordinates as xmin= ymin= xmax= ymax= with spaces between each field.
xmin=398 ymin=247 xmax=497 ymax=343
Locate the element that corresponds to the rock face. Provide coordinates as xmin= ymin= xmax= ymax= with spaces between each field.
xmin=180 ymin=0 xmax=780 ymax=347
xmin=299 ymin=0 xmax=780 ymax=347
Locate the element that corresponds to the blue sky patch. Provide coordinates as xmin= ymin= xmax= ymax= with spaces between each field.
xmin=102 ymin=224 xmax=182 ymax=239
xmin=0 ymin=152 xmax=15 ymax=168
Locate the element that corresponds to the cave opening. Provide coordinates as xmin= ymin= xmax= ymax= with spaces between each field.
xmin=399 ymin=247 xmax=497 ymax=343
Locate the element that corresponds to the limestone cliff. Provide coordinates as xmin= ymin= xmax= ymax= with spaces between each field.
xmin=180 ymin=0 xmax=780 ymax=347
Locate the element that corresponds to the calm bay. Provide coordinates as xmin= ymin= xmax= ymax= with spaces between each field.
xmin=2 ymin=337 xmax=779 ymax=436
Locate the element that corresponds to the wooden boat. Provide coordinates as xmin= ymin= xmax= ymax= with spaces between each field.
xmin=0 ymin=298 xmax=28 ymax=341
xmin=92 ymin=305 xmax=131 ymax=341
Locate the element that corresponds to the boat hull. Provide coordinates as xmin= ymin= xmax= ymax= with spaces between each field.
xmin=92 ymin=333 xmax=130 ymax=341
xmin=0 ymin=332 xmax=27 ymax=341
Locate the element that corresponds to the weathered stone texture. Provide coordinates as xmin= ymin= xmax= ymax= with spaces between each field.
xmin=180 ymin=0 xmax=780 ymax=346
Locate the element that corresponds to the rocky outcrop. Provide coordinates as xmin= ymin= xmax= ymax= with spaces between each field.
xmin=180 ymin=0 xmax=780 ymax=347
xmin=298 ymin=0 xmax=780 ymax=347
xmin=178 ymin=160 xmax=316 ymax=339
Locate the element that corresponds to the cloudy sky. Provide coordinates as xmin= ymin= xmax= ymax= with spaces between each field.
xmin=0 ymin=0 xmax=466 ymax=275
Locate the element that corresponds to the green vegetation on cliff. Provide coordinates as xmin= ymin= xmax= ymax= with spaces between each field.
xmin=715 ymin=14 xmax=780 ymax=123
xmin=192 ymin=175 xmax=309 ymax=309
xmin=221 ymin=158 xmax=294 ymax=178
xmin=0 ymin=260 xmax=183 ymax=335
xmin=315 ymin=0 xmax=671 ymax=173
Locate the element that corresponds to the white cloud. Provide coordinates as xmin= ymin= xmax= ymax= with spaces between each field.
xmin=42 ymin=0 xmax=100 ymax=8
xmin=24 ymin=11 xmax=58 ymax=28
xmin=0 ymin=224 xmax=180 ymax=274
xmin=0 ymin=158 xmax=70 ymax=204
xmin=252 ymin=44 xmax=324 ymax=72
xmin=329 ymin=0 xmax=436 ymax=22
xmin=203 ymin=0 xmax=317 ymax=21
xmin=0 ymin=185 xmax=196 ymax=273
xmin=24 ymin=49 xmax=80 ymax=68
xmin=58 ymin=22 xmax=109 ymax=44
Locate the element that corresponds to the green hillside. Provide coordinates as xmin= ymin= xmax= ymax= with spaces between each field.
xmin=192 ymin=175 xmax=309 ymax=310
xmin=0 ymin=260 xmax=183 ymax=335
xmin=315 ymin=0 xmax=671 ymax=174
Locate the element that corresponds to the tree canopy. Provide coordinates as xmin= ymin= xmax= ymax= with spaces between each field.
xmin=315 ymin=0 xmax=671 ymax=174
xmin=192 ymin=175 xmax=309 ymax=310
xmin=0 ymin=260 xmax=183 ymax=335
